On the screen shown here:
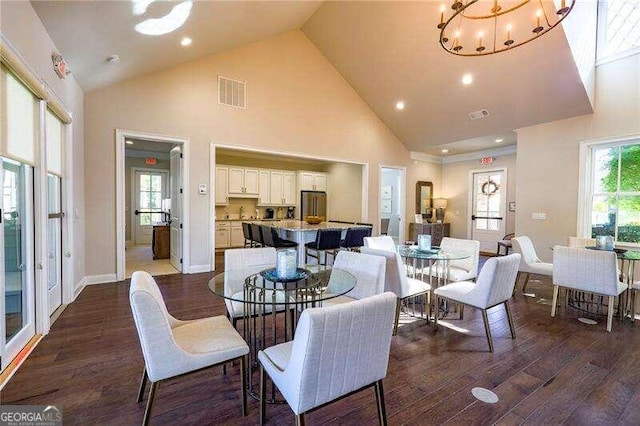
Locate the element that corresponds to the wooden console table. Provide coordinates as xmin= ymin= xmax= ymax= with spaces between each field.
xmin=152 ymin=224 xmax=170 ymax=259
xmin=409 ymin=222 xmax=450 ymax=246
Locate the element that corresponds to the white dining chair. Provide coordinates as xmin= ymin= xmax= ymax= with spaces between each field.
xmin=428 ymin=237 xmax=480 ymax=282
xmin=130 ymin=271 xmax=249 ymax=425
xmin=321 ymin=251 xmax=386 ymax=307
xmin=362 ymin=247 xmax=431 ymax=334
xmin=258 ymin=292 xmax=397 ymax=426
xmin=552 ymin=246 xmax=627 ymax=332
xmin=512 ymin=236 xmax=553 ymax=296
xmin=433 ymin=254 xmax=521 ymax=352
xmin=364 ymin=235 xmax=396 ymax=252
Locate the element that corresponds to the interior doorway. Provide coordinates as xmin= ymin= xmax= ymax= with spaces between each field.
xmin=468 ymin=168 xmax=507 ymax=253
xmin=116 ymin=131 xmax=189 ymax=281
xmin=380 ymin=166 xmax=405 ymax=244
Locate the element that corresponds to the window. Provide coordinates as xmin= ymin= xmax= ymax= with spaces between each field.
xmin=597 ymin=0 xmax=640 ymax=61
xmin=585 ymin=138 xmax=640 ymax=244
xmin=138 ymin=173 xmax=164 ymax=225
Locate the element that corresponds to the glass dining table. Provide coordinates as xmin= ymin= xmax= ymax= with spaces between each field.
xmin=207 ymin=264 xmax=356 ymax=402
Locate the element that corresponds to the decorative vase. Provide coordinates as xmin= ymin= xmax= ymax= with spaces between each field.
xmin=276 ymin=249 xmax=298 ymax=279
xmin=418 ymin=234 xmax=432 ymax=251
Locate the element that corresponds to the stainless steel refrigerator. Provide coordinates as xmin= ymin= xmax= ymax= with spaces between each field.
xmin=300 ymin=191 xmax=327 ymax=219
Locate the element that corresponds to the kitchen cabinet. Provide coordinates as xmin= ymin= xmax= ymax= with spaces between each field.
xmin=228 ymin=167 xmax=258 ymax=196
xmin=258 ymin=170 xmax=270 ymax=205
xmin=299 ymin=172 xmax=327 ymax=191
xmin=215 ymin=167 xmax=229 ymax=205
xmin=230 ymin=223 xmax=245 ymax=247
xmin=283 ymin=172 xmax=296 ymax=204
xmin=270 ymin=171 xmax=283 ymax=205
xmin=215 ymin=221 xmax=230 ymax=249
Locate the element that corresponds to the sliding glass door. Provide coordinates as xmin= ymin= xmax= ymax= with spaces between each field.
xmin=1 ymin=157 xmax=35 ymax=371
xmin=47 ymin=174 xmax=63 ymax=315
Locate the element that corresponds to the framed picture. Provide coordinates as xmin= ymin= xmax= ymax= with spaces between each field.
xmin=381 ymin=199 xmax=392 ymax=214
xmin=414 ymin=213 xmax=423 ymax=224
xmin=509 ymin=201 xmax=516 ymax=212
xmin=381 ymin=185 xmax=392 ymax=200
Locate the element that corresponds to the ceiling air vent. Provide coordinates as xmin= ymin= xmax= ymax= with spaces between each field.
xmin=218 ymin=76 xmax=246 ymax=109
xmin=468 ymin=109 xmax=490 ymax=120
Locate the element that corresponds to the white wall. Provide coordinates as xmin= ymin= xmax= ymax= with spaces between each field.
xmin=1 ymin=1 xmax=85 ymax=293
xmin=516 ymin=53 xmax=640 ymax=261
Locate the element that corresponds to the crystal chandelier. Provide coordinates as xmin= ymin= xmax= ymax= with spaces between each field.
xmin=437 ymin=0 xmax=576 ymax=56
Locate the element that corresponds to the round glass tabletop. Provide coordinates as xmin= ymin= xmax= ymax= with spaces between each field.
xmin=396 ymin=245 xmax=471 ymax=261
xmin=207 ymin=264 xmax=357 ymax=305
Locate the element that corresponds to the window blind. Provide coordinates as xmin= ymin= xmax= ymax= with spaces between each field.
xmin=1 ymin=67 xmax=38 ymax=166
xmin=46 ymin=109 xmax=63 ymax=176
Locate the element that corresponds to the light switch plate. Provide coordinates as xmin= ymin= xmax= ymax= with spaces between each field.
xmin=198 ymin=183 xmax=208 ymax=195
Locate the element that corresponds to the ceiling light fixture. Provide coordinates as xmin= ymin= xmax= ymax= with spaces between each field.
xmin=135 ymin=0 xmax=193 ymax=36
xmin=106 ymin=54 xmax=120 ymax=64
xmin=462 ymin=74 xmax=473 ymax=85
xmin=395 ymin=101 xmax=405 ymax=110
xmin=437 ymin=0 xmax=575 ymax=57
xmin=441 ymin=149 xmax=450 ymax=153
xmin=132 ymin=0 xmax=155 ymax=16
xmin=181 ymin=37 xmax=192 ymax=46
xmin=495 ymin=138 xmax=504 ymax=143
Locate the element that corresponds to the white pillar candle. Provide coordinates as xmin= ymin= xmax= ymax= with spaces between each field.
xmin=277 ymin=249 xmax=298 ymax=279
xmin=418 ymin=234 xmax=432 ymax=251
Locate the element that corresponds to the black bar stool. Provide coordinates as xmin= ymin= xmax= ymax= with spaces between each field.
xmin=242 ymin=222 xmax=253 ymax=247
xmin=260 ymin=225 xmax=274 ymax=247
xmin=340 ymin=226 xmax=372 ymax=251
xmin=250 ymin=223 xmax=263 ymax=247
xmin=305 ymin=229 xmax=342 ymax=265
xmin=271 ymin=228 xmax=297 ymax=249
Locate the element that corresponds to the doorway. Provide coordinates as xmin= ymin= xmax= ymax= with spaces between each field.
xmin=116 ymin=131 xmax=189 ymax=281
xmin=380 ymin=166 xmax=405 ymax=244
xmin=468 ymin=168 xmax=507 ymax=253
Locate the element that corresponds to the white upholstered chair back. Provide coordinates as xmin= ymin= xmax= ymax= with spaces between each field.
xmin=363 ymin=236 xmax=396 ymax=252
xmin=568 ymin=237 xmax=596 ymax=248
xmin=130 ymin=271 xmax=186 ymax=382
xmin=279 ymin=292 xmax=397 ymax=414
xmin=439 ymin=237 xmax=480 ymax=276
xmin=463 ymin=254 xmax=520 ymax=309
xmin=361 ymin=247 xmax=410 ymax=298
xmin=512 ymin=236 xmax=542 ymax=267
xmin=329 ymin=251 xmax=386 ymax=300
xmin=225 ymin=247 xmax=276 ymax=270
xmin=553 ymin=246 xmax=620 ymax=296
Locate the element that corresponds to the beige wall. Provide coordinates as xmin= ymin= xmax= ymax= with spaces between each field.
xmin=124 ymin=157 xmax=170 ymax=242
xmin=442 ymin=154 xmax=517 ymax=241
xmin=326 ymin=162 xmax=363 ymax=223
xmin=516 ymin=53 xmax=640 ymax=262
xmin=1 ymin=1 xmax=85 ymax=291
xmin=85 ymin=30 xmax=416 ymax=274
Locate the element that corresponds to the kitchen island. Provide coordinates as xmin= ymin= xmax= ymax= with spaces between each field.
xmin=254 ymin=220 xmax=371 ymax=263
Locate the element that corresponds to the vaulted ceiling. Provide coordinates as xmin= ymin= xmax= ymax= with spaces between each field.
xmin=31 ymin=1 xmax=594 ymax=154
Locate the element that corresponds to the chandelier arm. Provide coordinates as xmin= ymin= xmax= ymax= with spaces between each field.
xmin=538 ymin=0 xmax=553 ymax=27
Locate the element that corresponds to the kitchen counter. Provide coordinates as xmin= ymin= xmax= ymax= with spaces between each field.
xmin=256 ymin=220 xmax=369 ymax=232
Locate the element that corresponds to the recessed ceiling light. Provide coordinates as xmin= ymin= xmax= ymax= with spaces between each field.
xmin=395 ymin=101 xmax=405 ymax=110
xmin=181 ymin=37 xmax=192 ymax=46
xmin=462 ymin=74 xmax=473 ymax=85
xmin=441 ymin=149 xmax=450 ymax=153
xmin=495 ymin=138 xmax=504 ymax=143
xmin=126 ymin=140 xmax=134 ymax=145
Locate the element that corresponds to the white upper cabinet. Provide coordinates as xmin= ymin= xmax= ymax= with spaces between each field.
xmin=215 ymin=167 xmax=229 ymax=205
xmin=298 ymin=171 xmax=327 ymax=192
xmin=227 ymin=167 xmax=259 ymax=196
xmin=283 ymin=172 xmax=297 ymax=205
xmin=258 ymin=170 xmax=270 ymax=205
xmin=270 ymin=171 xmax=284 ymax=205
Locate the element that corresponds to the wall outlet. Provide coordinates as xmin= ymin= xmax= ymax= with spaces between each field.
xmin=532 ymin=212 xmax=547 ymax=220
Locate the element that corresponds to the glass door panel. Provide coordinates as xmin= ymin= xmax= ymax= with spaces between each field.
xmin=47 ymin=174 xmax=63 ymax=315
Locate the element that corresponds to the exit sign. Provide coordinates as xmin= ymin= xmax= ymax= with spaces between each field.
xmin=481 ymin=156 xmax=494 ymax=165
xmin=145 ymin=157 xmax=157 ymax=165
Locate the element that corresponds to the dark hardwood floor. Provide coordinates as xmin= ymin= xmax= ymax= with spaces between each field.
xmin=2 ymin=256 xmax=640 ymax=425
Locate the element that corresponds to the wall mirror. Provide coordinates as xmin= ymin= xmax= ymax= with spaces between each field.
xmin=416 ymin=181 xmax=433 ymax=220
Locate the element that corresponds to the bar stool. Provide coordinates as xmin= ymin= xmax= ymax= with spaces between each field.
xmin=340 ymin=226 xmax=372 ymax=251
xmin=270 ymin=228 xmax=297 ymax=249
xmin=305 ymin=229 xmax=342 ymax=265
xmin=242 ymin=222 xmax=253 ymax=247
xmin=250 ymin=223 xmax=263 ymax=247
xmin=260 ymin=225 xmax=274 ymax=247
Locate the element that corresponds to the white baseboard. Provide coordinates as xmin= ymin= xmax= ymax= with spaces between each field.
xmin=73 ymin=276 xmax=88 ymax=300
xmin=85 ymin=273 xmax=118 ymax=285
xmin=188 ymin=264 xmax=212 ymax=274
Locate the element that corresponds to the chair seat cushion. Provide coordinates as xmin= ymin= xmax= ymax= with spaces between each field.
xmin=172 ymin=316 xmax=248 ymax=363
xmin=275 ymin=240 xmax=297 ymax=248
xmin=260 ymin=341 xmax=293 ymax=372
xmin=433 ymin=281 xmax=485 ymax=308
xmin=319 ymin=295 xmax=357 ymax=307
xmin=498 ymin=240 xmax=512 ymax=247
xmin=522 ymin=262 xmax=553 ymax=276
xmin=406 ymin=277 xmax=431 ymax=298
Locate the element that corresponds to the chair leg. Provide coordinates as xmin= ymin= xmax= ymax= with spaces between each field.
xmin=633 ymin=289 xmax=637 ymax=322
xmin=295 ymin=414 xmax=306 ymax=426
xmin=374 ymin=380 xmax=388 ymax=426
xmin=137 ymin=369 xmax=148 ymax=403
xmin=143 ymin=381 xmax=159 ymax=426
xmin=459 ymin=304 xmax=464 ymax=320
xmin=393 ymin=298 xmax=402 ymax=336
xmin=607 ymin=296 xmax=615 ymax=332
xmin=551 ymin=285 xmax=560 ymax=317
xmin=240 ymin=356 xmax=247 ymax=417
xmin=521 ymin=273 xmax=531 ymax=294
xmin=505 ymin=301 xmax=516 ymax=339
xmin=481 ymin=310 xmax=494 ymax=353
xmin=433 ymin=295 xmax=439 ymax=331
xmin=260 ymin=364 xmax=267 ymax=425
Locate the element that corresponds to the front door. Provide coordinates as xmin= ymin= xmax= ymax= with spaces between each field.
xmin=1 ymin=158 xmax=36 ymax=371
xmin=470 ymin=169 xmax=506 ymax=252
xmin=134 ymin=170 xmax=168 ymax=245
xmin=169 ymin=150 xmax=182 ymax=271
xmin=47 ymin=174 xmax=63 ymax=315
